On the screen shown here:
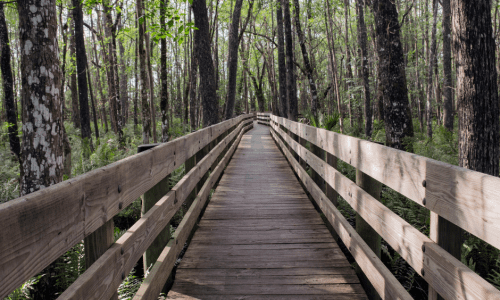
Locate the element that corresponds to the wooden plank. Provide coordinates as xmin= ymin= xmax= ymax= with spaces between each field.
xmin=169 ymin=267 xmax=356 ymax=277
xmin=167 ymin=291 xmax=367 ymax=300
xmin=271 ymin=128 xmax=412 ymax=300
xmin=132 ymin=122 xmax=254 ymax=300
xmin=0 ymin=114 xmax=253 ymax=298
xmin=171 ymin=284 xmax=365 ymax=295
xmin=173 ymin=274 xmax=361 ymax=285
xmin=272 ymin=115 xmax=500 ymax=251
xmin=57 ymin=121 xmax=253 ymax=300
xmin=273 ymin=122 xmax=500 ymax=300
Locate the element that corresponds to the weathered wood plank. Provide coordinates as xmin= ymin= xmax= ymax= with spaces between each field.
xmin=167 ymin=291 xmax=368 ymax=300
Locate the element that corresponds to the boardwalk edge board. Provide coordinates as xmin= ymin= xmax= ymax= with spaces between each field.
xmin=0 ymin=114 xmax=253 ymax=299
xmin=270 ymin=113 xmax=500 ymax=300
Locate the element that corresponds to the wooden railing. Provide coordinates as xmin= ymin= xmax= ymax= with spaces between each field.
xmin=0 ymin=114 xmax=254 ymax=299
xmin=269 ymin=114 xmax=500 ymax=300
xmin=256 ymin=112 xmax=271 ymax=125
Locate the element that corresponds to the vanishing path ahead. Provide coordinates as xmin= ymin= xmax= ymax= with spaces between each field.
xmin=168 ymin=123 xmax=366 ymax=299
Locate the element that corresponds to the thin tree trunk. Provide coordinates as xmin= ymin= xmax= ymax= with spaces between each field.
xmin=282 ymin=0 xmax=298 ymax=121
xmin=0 ymin=3 xmax=21 ymax=159
xmin=356 ymin=0 xmax=372 ymax=137
xmin=160 ymin=0 xmax=169 ymax=142
xmin=73 ymin=0 xmax=93 ymax=154
xmin=145 ymin=32 xmax=157 ymax=142
xmin=426 ymin=0 xmax=438 ymax=139
xmin=69 ymin=20 xmax=81 ymax=129
xmin=292 ymin=0 xmax=318 ymax=123
xmin=276 ymin=3 xmax=287 ymax=118
xmin=224 ymin=0 xmax=244 ymax=119
xmin=442 ymin=0 xmax=453 ymax=131
xmin=137 ymin=0 xmax=151 ymax=143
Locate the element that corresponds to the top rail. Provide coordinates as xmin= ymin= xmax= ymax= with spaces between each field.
xmin=269 ymin=114 xmax=500 ymax=300
xmin=0 ymin=114 xmax=254 ymax=298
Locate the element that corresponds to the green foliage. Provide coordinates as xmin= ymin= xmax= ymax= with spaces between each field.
xmin=117 ymin=269 xmax=143 ymax=300
xmin=5 ymin=276 xmax=42 ymax=300
xmin=55 ymin=242 xmax=86 ymax=290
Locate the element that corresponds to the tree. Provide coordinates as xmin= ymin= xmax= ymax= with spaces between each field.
xmin=292 ymin=0 xmax=318 ymax=123
xmin=425 ymin=0 xmax=438 ymax=139
xmin=73 ymin=0 xmax=93 ymax=154
xmin=192 ymin=0 xmax=219 ymax=127
xmin=356 ymin=0 xmax=372 ymax=137
xmin=69 ymin=20 xmax=81 ymax=129
xmin=18 ymin=0 xmax=64 ymax=297
xmin=223 ymin=0 xmax=244 ymax=119
xmin=0 ymin=3 xmax=20 ymax=160
xmin=160 ymin=0 xmax=169 ymax=142
xmin=282 ymin=0 xmax=297 ymax=121
xmin=137 ymin=0 xmax=152 ymax=143
xmin=276 ymin=1 xmax=287 ymax=118
xmin=442 ymin=0 xmax=453 ymax=131
xmin=371 ymin=0 xmax=414 ymax=150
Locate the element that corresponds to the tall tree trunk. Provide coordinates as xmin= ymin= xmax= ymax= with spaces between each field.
xmin=0 ymin=3 xmax=21 ymax=159
xmin=73 ymin=0 xmax=93 ymax=154
xmin=344 ymin=0 xmax=354 ymax=128
xmin=192 ymin=0 xmax=219 ymax=127
xmin=276 ymin=3 xmax=287 ymax=118
xmin=426 ymin=0 xmax=438 ymax=139
xmin=356 ymin=0 xmax=372 ymax=137
xmin=103 ymin=0 xmax=123 ymax=142
xmin=224 ymin=0 xmax=244 ymax=119
xmin=189 ymin=54 xmax=199 ymax=131
xmin=18 ymin=0 xmax=64 ymax=298
xmin=292 ymin=0 xmax=318 ymax=123
xmin=87 ymin=62 xmax=99 ymax=139
xmin=69 ymin=20 xmax=81 ymax=129
xmin=371 ymin=0 xmax=414 ymax=150
xmin=442 ymin=0 xmax=453 ymax=131
xmin=138 ymin=0 xmax=151 ymax=143
xmin=145 ymin=32 xmax=157 ymax=142
xmin=160 ymin=0 xmax=169 ymax=142
xmin=134 ymin=33 xmax=139 ymax=131
xmin=282 ymin=0 xmax=298 ymax=121
xmin=118 ymin=23 xmax=128 ymax=126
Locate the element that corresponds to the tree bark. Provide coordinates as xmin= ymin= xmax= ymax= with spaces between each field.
xmin=160 ymin=0 xmax=169 ymax=142
xmin=73 ymin=0 xmax=93 ymax=154
xmin=292 ymin=0 xmax=318 ymax=123
xmin=192 ymin=0 xmax=219 ymax=127
xmin=69 ymin=20 xmax=81 ymax=129
xmin=356 ymin=0 xmax=372 ymax=137
xmin=118 ymin=23 xmax=128 ymax=125
xmin=371 ymin=0 xmax=414 ymax=151
xmin=0 ymin=3 xmax=21 ymax=159
xmin=276 ymin=2 xmax=287 ymax=118
xmin=18 ymin=0 xmax=65 ymax=297
xmin=442 ymin=0 xmax=453 ymax=131
xmin=282 ymin=0 xmax=298 ymax=121
xmin=426 ymin=0 xmax=438 ymax=139
xmin=224 ymin=0 xmax=244 ymax=119
xmin=137 ymin=0 xmax=151 ymax=143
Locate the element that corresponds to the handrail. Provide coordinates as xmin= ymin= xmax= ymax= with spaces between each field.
xmin=256 ymin=112 xmax=271 ymax=126
xmin=269 ymin=114 xmax=500 ymax=300
xmin=0 ymin=114 xmax=254 ymax=299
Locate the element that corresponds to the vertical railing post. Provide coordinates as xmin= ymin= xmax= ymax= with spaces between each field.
xmin=355 ymin=169 xmax=382 ymax=300
xmin=138 ymin=144 xmax=171 ymax=276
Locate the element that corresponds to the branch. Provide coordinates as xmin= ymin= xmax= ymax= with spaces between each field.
xmin=292 ymin=60 xmax=307 ymax=77
xmin=83 ymin=22 xmax=99 ymax=35
xmin=244 ymin=31 xmax=277 ymax=47
xmin=400 ymin=0 xmax=414 ymax=26
xmin=238 ymin=0 xmax=255 ymax=44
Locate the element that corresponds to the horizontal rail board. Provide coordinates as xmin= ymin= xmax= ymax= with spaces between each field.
xmin=271 ymin=121 xmax=500 ymax=300
xmin=270 ymin=127 xmax=412 ymax=300
xmin=0 ymin=114 xmax=253 ymax=298
xmin=132 ymin=123 xmax=253 ymax=300
xmin=271 ymin=115 xmax=500 ymax=252
xmin=57 ymin=119 xmax=253 ymax=300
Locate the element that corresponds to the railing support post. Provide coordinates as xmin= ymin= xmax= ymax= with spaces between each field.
xmin=355 ymin=169 xmax=382 ymax=300
xmin=428 ymin=213 xmax=463 ymax=300
xmin=138 ymin=144 xmax=171 ymax=278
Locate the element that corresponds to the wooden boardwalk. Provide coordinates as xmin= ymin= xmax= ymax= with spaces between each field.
xmin=167 ymin=122 xmax=367 ymax=299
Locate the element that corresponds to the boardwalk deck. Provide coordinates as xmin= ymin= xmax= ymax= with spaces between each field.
xmin=167 ymin=123 xmax=367 ymax=299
